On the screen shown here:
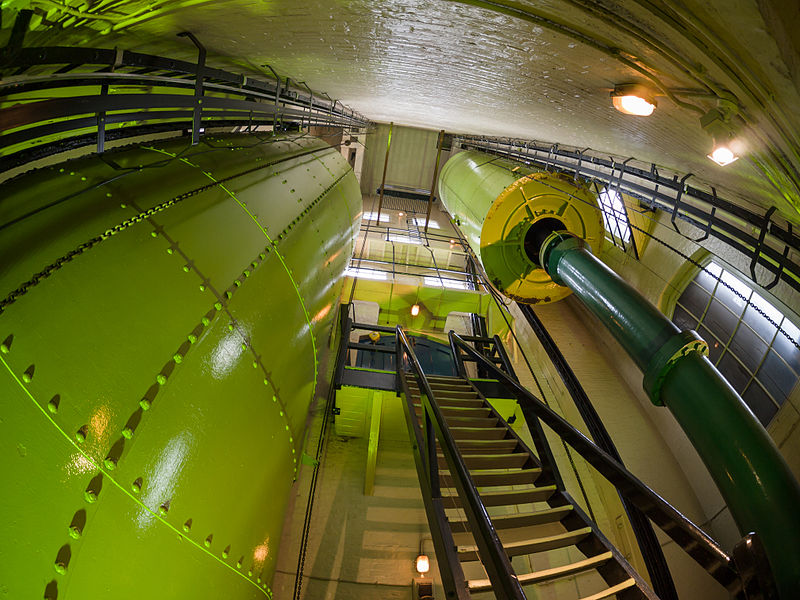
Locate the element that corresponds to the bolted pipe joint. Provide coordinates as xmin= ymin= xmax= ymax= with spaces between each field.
xmin=642 ymin=329 xmax=708 ymax=406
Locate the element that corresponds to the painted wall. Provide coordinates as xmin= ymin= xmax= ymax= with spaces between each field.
xmin=598 ymin=208 xmax=800 ymax=550
xmin=360 ymin=124 xmax=448 ymax=197
xmin=0 ymin=133 xmax=361 ymax=599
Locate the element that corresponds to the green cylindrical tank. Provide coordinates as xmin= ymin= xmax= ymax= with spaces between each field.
xmin=438 ymin=150 xmax=605 ymax=303
xmin=0 ymin=133 xmax=361 ymax=599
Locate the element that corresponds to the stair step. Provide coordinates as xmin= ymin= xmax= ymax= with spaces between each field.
xmin=408 ymin=387 xmax=480 ymax=400
xmin=408 ymin=380 xmax=473 ymax=391
xmin=436 ymin=416 xmax=499 ymax=427
xmin=438 ymin=453 xmax=530 ymax=470
xmin=450 ymin=427 xmax=507 ymax=441
xmin=458 ymin=527 xmax=593 ymax=561
xmin=454 ymin=504 xmax=571 ymax=531
xmin=450 ymin=439 xmax=517 ymax=453
xmin=415 ymin=406 xmax=491 ymax=418
xmin=580 ymin=578 xmax=637 ymax=600
xmin=443 ymin=487 xmax=560 ymax=512
xmin=413 ymin=397 xmax=485 ymax=408
xmin=440 ymin=468 xmax=542 ymax=488
xmin=467 ymin=551 xmax=614 ymax=592
xmin=424 ymin=375 xmax=465 ymax=383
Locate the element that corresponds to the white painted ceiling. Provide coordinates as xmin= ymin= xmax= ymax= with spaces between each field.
xmin=11 ymin=0 xmax=800 ymax=224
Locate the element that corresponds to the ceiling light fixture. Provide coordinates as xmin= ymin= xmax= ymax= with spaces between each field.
xmin=610 ymin=83 xmax=657 ymax=116
xmin=411 ymin=304 xmax=420 ymax=317
xmin=707 ymin=142 xmax=739 ymax=166
xmin=701 ymin=94 xmax=741 ymax=167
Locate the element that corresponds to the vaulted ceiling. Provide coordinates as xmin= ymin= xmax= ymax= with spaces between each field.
xmin=7 ymin=0 xmax=800 ymax=224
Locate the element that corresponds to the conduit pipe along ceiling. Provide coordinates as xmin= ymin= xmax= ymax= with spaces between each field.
xmin=9 ymin=0 xmax=800 ymax=225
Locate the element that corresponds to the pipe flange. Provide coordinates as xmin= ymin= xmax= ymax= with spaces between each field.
xmin=642 ymin=330 xmax=709 ymax=405
xmin=539 ymin=231 xmax=585 ymax=285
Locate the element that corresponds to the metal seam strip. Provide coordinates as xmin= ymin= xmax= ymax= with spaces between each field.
xmin=0 ymin=353 xmax=272 ymax=598
xmin=141 ymin=146 xmax=322 ymax=428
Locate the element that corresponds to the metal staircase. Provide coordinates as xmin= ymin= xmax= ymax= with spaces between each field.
xmin=403 ymin=373 xmax=654 ymax=599
xmin=391 ymin=324 xmax=778 ymax=600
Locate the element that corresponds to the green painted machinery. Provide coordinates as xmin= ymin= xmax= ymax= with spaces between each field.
xmin=437 ymin=149 xmax=605 ymax=304
xmin=0 ymin=133 xmax=361 ymax=599
xmin=439 ymin=149 xmax=800 ymax=598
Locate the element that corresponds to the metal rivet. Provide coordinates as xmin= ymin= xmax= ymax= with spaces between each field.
xmin=0 ymin=334 xmax=12 ymax=354
xmin=22 ymin=364 xmax=35 ymax=383
xmin=47 ymin=394 xmax=60 ymax=414
xmin=75 ymin=425 xmax=88 ymax=443
xmin=132 ymin=477 xmax=142 ymax=493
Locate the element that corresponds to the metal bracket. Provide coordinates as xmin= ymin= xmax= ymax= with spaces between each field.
xmin=177 ymin=31 xmax=206 ymax=145
xmin=96 ymin=83 xmax=108 ymax=153
xmin=574 ymin=147 xmax=590 ymax=182
xmin=670 ymin=173 xmax=694 ymax=235
xmin=750 ymin=206 xmax=778 ymax=288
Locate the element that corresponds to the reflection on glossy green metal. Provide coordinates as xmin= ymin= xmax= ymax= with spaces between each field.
xmin=0 ymin=133 xmax=361 ymax=599
xmin=541 ymin=233 xmax=800 ymax=599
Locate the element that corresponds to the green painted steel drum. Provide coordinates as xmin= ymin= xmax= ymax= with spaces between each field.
xmin=0 ymin=133 xmax=361 ymax=599
xmin=438 ymin=150 xmax=605 ymax=304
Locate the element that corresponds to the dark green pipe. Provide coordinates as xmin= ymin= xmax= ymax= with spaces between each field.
xmin=541 ymin=232 xmax=800 ymax=599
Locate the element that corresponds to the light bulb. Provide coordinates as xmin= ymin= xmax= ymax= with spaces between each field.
xmin=411 ymin=304 xmax=420 ymax=317
xmin=612 ymin=95 xmax=655 ymax=116
xmin=415 ymin=554 xmax=430 ymax=574
xmin=708 ymin=145 xmax=739 ymax=166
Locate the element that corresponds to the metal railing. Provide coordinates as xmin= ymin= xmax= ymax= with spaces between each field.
xmin=449 ymin=331 xmax=778 ymax=598
xmin=395 ymin=325 xmax=525 ymax=599
xmin=456 ymin=136 xmax=800 ymax=295
xmin=0 ymin=11 xmax=369 ymax=175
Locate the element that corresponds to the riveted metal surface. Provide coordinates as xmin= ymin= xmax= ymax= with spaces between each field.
xmin=0 ymin=133 xmax=361 ymax=599
xmin=438 ymin=149 xmax=604 ymax=303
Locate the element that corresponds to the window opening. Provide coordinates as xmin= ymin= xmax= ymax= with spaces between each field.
xmin=673 ymin=260 xmax=800 ymax=425
xmin=598 ymin=188 xmax=631 ymax=243
xmin=345 ymin=267 xmax=387 ymax=281
xmin=413 ymin=217 xmax=440 ymax=229
xmin=363 ymin=211 xmax=390 ymax=223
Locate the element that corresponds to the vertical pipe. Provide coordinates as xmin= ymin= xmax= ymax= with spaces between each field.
xmin=539 ymin=232 xmax=800 ymax=599
xmin=375 ymin=122 xmax=393 ymax=223
xmin=424 ymin=130 xmax=445 ymax=233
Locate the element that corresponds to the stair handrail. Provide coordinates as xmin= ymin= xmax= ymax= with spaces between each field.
xmin=448 ymin=331 xmax=742 ymax=590
xmin=395 ymin=326 xmax=526 ymax=599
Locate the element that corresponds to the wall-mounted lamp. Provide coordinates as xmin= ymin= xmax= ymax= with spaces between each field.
xmin=701 ymin=95 xmax=740 ymax=167
xmin=410 ymin=304 xmax=420 ymax=317
xmin=415 ymin=554 xmax=430 ymax=574
xmin=611 ymin=83 xmax=657 ymax=116
xmin=416 ymin=537 xmax=432 ymax=575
